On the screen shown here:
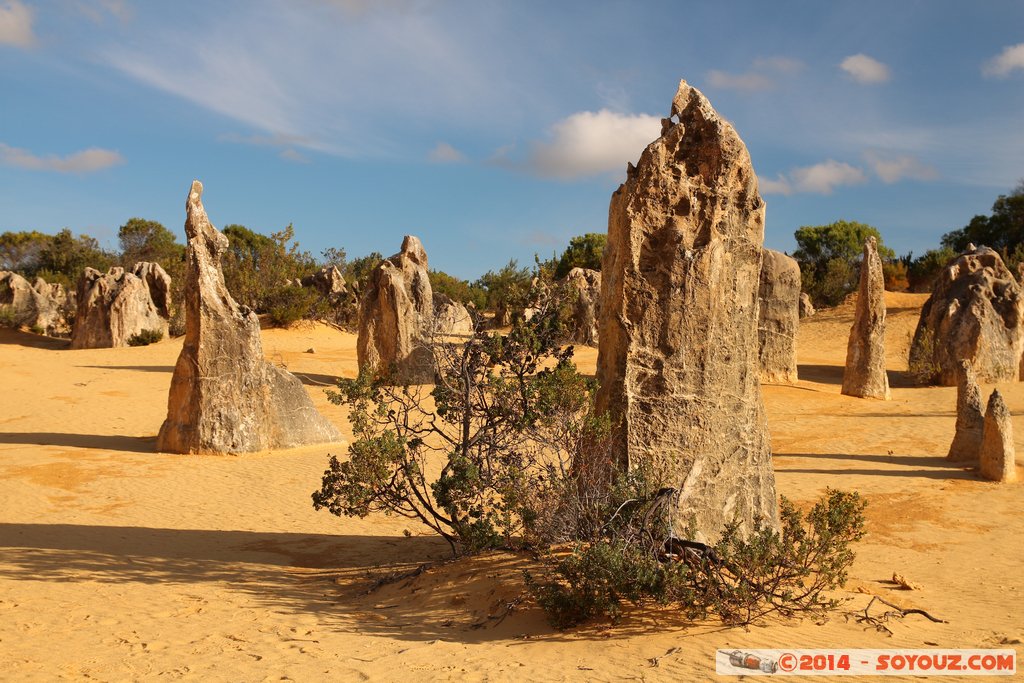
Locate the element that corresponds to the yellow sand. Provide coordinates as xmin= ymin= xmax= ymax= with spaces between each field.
xmin=1 ymin=293 xmax=1021 ymax=681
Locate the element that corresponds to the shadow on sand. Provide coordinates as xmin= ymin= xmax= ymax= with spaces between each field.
xmin=0 ymin=328 xmax=69 ymax=350
xmin=797 ymin=363 xmax=917 ymax=389
xmin=0 ymin=432 xmax=156 ymax=453
xmin=776 ymin=452 xmax=976 ymax=481
xmin=0 ymin=522 xmax=714 ymax=643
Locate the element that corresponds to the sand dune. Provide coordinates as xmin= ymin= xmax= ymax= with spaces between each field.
xmin=1 ymin=294 xmax=1022 ymax=680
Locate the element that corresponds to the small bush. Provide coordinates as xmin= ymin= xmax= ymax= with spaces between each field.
xmin=29 ymin=324 xmax=45 ymax=335
xmin=527 ymin=489 xmax=867 ymax=629
xmin=0 ymin=305 xmax=16 ymax=328
xmin=127 ymin=328 xmax=164 ymax=346
xmin=908 ymin=327 xmax=941 ymax=385
xmin=266 ymin=286 xmax=322 ymax=328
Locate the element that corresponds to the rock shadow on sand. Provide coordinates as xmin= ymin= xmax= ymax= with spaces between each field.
xmin=0 ymin=432 xmax=155 ymax=453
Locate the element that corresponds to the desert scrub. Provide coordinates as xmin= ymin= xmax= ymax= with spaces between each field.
xmin=127 ymin=328 xmax=164 ymax=346
xmin=0 ymin=305 xmax=16 ymax=328
xmin=908 ymin=327 xmax=942 ymax=384
xmin=313 ymin=307 xmax=605 ymax=554
xmin=527 ymin=488 xmax=867 ymax=629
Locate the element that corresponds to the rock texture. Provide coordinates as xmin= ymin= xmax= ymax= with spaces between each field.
xmin=561 ymin=267 xmax=601 ymax=346
xmin=909 ymin=245 xmax=1024 ymax=386
xmin=432 ymin=292 xmax=474 ymax=336
xmin=757 ymin=250 xmax=800 ymax=384
xmin=594 ymin=79 xmax=778 ymax=541
xmin=156 ymin=181 xmax=341 ymax=454
xmin=357 ymin=236 xmax=435 ymax=383
xmin=841 ymin=237 xmax=891 ymax=399
xmin=0 ymin=271 xmax=71 ymax=336
xmin=948 ymin=361 xmax=985 ymax=462
xmin=71 ymin=263 xmax=171 ymax=349
xmin=799 ymin=292 xmax=815 ymax=318
xmin=980 ymin=390 xmax=1017 ymax=482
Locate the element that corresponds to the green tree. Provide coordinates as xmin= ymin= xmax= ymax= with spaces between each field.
xmin=941 ymin=181 xmax=1024 ymax=254
xmin=0 ymin=230 xmax=52 ymax=273
xmin=118 ymin=218 xmax=184 ymax=267
xmin=37 ymin=229 xmax=116 ymax=288
xmin=907 ymin=247 xmax=956 ymax=292
xmin=430 ymin=270 xmax=487 ymax=309
xmin=221 ymin=223 xmax=319 ymax=325
xmin=343 ymin=251 xmax=384 ymax=290
xmin=555 ymin=233 xmax=606 ymax=279
xmin=474 ymin=259 xmax=533 ymax=314
xmin=793 ymin=220 xmax=894 ymax=307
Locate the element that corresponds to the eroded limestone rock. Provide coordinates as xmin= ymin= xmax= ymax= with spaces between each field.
xmin=432 ymin=292 xmax=474 ymax=336
xmin=0 ymin=271 xmax=71 ymax=336
xmin=948 ymin=360 xmax=984 ymax=462
xmin=980 ymin=389 xmax=1017 ymax=482
xmin=594 ymin=79 xmax=778 ymax=540
xmin=71 ymin=263 xmax=171 ymax=349
xmin=156 ymin=181 xmax=341 ymax=454
xmin=799 ymin=292 xmax=815 ymax=318
xmin=757 ymin=250 xmax=799 ymax=384
xmin=357 ymin=236 xmax=435 ymax=383
xmin=841 ymin=237 xmax=890 ymax=399
xmin=561 ymin=267 xmax=601 ymax=346
xmin=909 ymin=246 xmax=1024 ymax=386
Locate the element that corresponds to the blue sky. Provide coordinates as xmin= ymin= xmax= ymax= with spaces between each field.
xmin=1 ymin=1 xmax=1022 ymax=280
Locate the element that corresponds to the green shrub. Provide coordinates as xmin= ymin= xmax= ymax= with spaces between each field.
xmin=0 ymin=305 xmax=17 ymax=328
xmin=528 ymin=489 xmax=867 ymax=629
xmin=127 ymin=328 xmax=164 ymax=346
xmin=266 ymin=285 xmax=323 ymax=328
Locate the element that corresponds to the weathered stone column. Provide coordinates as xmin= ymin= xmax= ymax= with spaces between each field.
xmin=841 ymin=237 xmax=891 ymax=399
xmin=595 ymin=79 xmax=778 ymax=541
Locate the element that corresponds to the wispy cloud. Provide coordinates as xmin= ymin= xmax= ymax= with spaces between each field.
xmin=71 ymin=0 xmax=133 ymax=24
xmin=706 ymin=56 xmax=805 ymax=92
xmin=839 ymin=54 xmax=891 ymax=84
xmin=428 ymin=142 xmax=467 ymax=164
xmin=864 ymin=152 xmax=938 ymax=183
xmin=527 ymin=109 xmax=660 ymax=180
xmin=983 ymin=43 xmax=1024 ymax=78
xmin=760 ymin=160 xmax=867 ymax=195
xmin=279 ymin=148 xmax=310 ymax=164
xmin=0 ymin=0 xmax=34 ymax=47
xmin=0 ymin=142 xmax=125 ymax=172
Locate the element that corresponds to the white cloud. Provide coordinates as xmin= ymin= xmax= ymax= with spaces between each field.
xmin=428 ymin=142 xmax=467 ymax=164
xmin=840 ymin=54 xmax=891 ymax=84
xmin=706 ymin=56 xmax=805 ymax=92
xmin=864 ymin=152 xmax=938 ymax=183
xmin=0 ymin=0 xmax=34 ymax=47
xmin=279 ymin=148 xmax=310 ymax=164
xmin=791 ymin=160 xmax=866 ymax=193
xmin=707 ymin=70 xmax=774 ymax=92
xmin=0 ymin=143 xmax=125 ymax=172
xmin=761 ymin=160 xmax=866 ymax=195
xmin=758 ymin=175 xmax=793 ymax=196
xmin=528 ymin=109 xmax=661 ymax=180
xmin=983 ymin=43 xmax=1024 ymax=78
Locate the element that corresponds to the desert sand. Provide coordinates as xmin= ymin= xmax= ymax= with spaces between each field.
xmin=1 ymin=292 xmax=1022 ymax=681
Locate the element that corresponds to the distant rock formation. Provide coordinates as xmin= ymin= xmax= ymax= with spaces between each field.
xmin=594 ymin=79 xmax=778 ymax=540
xmin=799 ymin=292 xmax=815 ymax=318
xmin=301 ymin=265 xmax=348 ymax=298
xmin=0 ymin=271 xmax=71 ymax=336
xmin=70 ymin=263 xmax=171 ymax=349
xmin=841 ymin=237 xmax=890 ymax=399
xmin=980 ymin=390 xmax=1017 ymax=483
xmin=909 ymin=245 xmax=1024 ymax=386
xmin=432 ymin=292 xmax=474 ymax=336
xmin=357 ymin=236 xmax=435 ymax=383
xmin=561 ymin=267 xmax=601 ymax=346
xmin=757 ymin=250 xmax=800 ymax=384
xmin=948 ymin=360 xmax=984 ymax=462
xmin=156 ymin=181 xmax=341 ymax=454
